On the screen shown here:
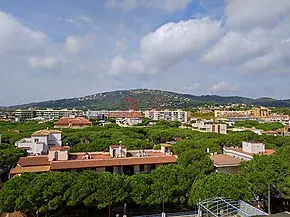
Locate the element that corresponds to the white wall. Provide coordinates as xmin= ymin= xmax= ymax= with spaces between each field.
xmin=242 ymin=141 xmax=265 ymax=154
xmin=48 ymin=133 xmax=62 ymax=146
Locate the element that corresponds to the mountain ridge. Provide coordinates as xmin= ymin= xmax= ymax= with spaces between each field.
xmin=6 ymin=89 xmax=290 ymax=110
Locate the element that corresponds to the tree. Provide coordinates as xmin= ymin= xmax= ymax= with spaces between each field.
xmin=0 ymin=173 xmax=36 ymax=213
xmin=189 ymin=173 xmax=253 ymax=206
xmin=128 ymin=174 xmax=152 ymax=205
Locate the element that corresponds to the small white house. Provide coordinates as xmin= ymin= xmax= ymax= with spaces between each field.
xmin=15 ymin=129 xmax=62 ymax=155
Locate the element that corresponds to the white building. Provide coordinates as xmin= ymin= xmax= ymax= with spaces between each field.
xmin=15 ymin=108 xmax=84 ymax=121
xmin=15 ymin=129 xmax=62 ymax=155
xmin=116 ymin=118 xmax=143 ymax=126
xmin=144 ymin=110 xmax=188 ymax=123
xmin=191 ymin=119 xmax=227 ymax=134
xmin=210 ymin=141 xmax=274 ymax=174
xmin=223 ymin=141 xmax=273 ymax=161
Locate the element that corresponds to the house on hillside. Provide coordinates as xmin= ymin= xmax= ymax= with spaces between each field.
xmin=15 ymin=129 xmax=62 ymax=155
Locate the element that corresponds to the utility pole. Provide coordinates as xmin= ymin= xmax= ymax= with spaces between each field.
xmin=268 ymin=184 xmax=271 ymax=215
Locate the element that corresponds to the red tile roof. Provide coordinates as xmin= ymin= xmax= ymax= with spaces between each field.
xmin=18 ymin=156 xmax=50 ymax=167
xmin=50 ymin=155 xmax=177 ymax=170
xmin=54 ymin=117 xmax=92 ymax=127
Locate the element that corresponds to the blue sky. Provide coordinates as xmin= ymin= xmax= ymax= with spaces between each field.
xmin=1 ymin=0 xmax=290 ymax=105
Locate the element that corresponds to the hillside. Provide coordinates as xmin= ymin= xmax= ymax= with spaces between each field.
xmin=8 ymin=89 xmax=290 ymax=110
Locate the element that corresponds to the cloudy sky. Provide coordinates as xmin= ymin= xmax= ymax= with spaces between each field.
xmin=1 ymin=0 xmax=290 ymax=105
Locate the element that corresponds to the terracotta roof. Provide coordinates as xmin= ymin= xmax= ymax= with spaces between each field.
xmin=224 ymin=147 xmax=275 ymax=156
xmin=18 ymin=156 xmax=50 ymax=167
xmin=54 ymin=117 xmax=92 ymax=126
xmin=31 ymin=129 xmax=61 ymax=137
xmin=108 ymin=111 xmax=143 ymax=118
xmin=50 ymin=155 xmax=177 ymax=170
xmin=10 ymin=165 xmax=50 ymax=174
xmin=210 ymin=154 xmax=243 ymax=167
xmin=50 ymin=146 xmax=70 ymax=151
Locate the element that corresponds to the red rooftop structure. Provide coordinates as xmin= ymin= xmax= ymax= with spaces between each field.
xmin=54 ymin=117 xmax=92 ymax=129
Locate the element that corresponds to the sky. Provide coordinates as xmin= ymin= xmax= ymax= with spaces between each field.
xmin=1 ymin=0 xmax=290 ymax=105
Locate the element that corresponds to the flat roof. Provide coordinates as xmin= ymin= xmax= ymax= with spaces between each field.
xmin=210 ymin=154 xmax=243 ymax=167
xmin=224 ymin=147 xmax=275 ymax=156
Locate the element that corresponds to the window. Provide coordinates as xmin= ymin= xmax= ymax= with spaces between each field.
xmin=139 ymin=165 xmax=144 ymax=172
xmin=54 ymin=151 xmax=59 ymax=160
xmin=34 ymin=138 xmax=39 ymax=143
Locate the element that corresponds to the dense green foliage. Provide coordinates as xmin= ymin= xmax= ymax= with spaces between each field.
xmin=233 ymin=120 xmax=284 ymax=131
xmin=9 ymin=89 xmax=290 ymax=110
xmin=2 ymin=120 xmax=290 ymax=214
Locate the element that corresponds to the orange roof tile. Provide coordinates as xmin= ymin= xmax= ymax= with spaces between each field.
xmin=18 ymin=156 xmax=50 ymax=167
xmin=10 ymin=165 xmax=50 ymax=174
xmin=54 ymin=117 xmax=92 ymax=126
xmin=50 ymin=155 xmax=177 ymax=170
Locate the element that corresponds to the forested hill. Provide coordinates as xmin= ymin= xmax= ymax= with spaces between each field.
xmin=9 ymin=89 xmax=290 ymax=110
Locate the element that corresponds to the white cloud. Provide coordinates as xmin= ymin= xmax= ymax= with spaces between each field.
xmin=203 ymin=29 xmax=272 ymax=65
xmin=140 ymin=17 xmax=221 ymax=70
xmin=28 ymin=56 xmax=58 ymax=69
xmin=237 ymin=51 xmax=283 ymax=74
xmin=0 ymin=11 xmax=48 ymax=56
xmin=210 ymin=82 xmax=238 ymax=93
xmin=63 ymin=35 xmax=95 ymax=54
xmin=225 ymin=0 xmax=290 ymax=29
xmin=108 ymin=55 xmax=145 ymax=76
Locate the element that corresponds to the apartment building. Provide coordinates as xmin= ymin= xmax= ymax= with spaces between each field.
xmin=15 ymin=129 xmax=62 ymax=155
xmin=10 ymin=144 xmax=176 ymax=177
xmin=191 ymin=119 xmax=227 ymax=134
xmin=144 ymin=110 xmax=188 ymax=123
xmin=15 ymin=108 xmax=84 ymax=121
xmin=214 ymin=107 xmax=271 ymax=118
xmin=210 ymin=141 xmax=274 ymax=174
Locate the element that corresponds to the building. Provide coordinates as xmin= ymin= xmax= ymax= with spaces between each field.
xmin=246 ymin=107 xmax=271 ymax=118
xmin=144 ymin=110 xmax=188 ymax=123
xmin=210 ymin=141 xmax=274 ymax=174
xmin=15 ymin=129 xmax=62 ymax=155
xmin=214 ymin=107 xmax=271 ymax=119
xmin=15 ymin=108 xmax=84 ymax=121
xmin=86 ymin=110 xmax=108 ymax=119
xmin=10 ymin=144 xmax=177 ymax=177
xmin=264 ymin=125 xmax=290 ymax=136
xmin=54 ymin=117 xmax=92 ymax=128
xmin=86 ymin=110 xmax=143 ymax=119
xmin=107 ymin=111 xmax=143 ymax=119
xmin=191 ymin=119 xmax=227 ymax=134
xmin=214 ymin=110 xmax=246 ymax=118
xmin=116 ymin=118 xmax=143 ymax=126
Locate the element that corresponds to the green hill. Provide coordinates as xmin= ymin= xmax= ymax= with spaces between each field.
xmin=8 ymin=89 xmax=290 ymax=110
